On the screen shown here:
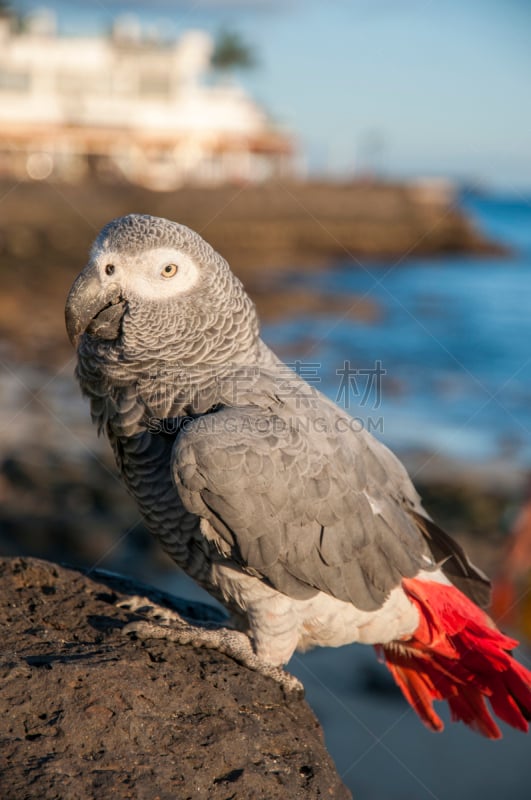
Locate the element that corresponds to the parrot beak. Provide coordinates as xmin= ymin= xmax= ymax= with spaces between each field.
xmin=65 ymin=267 xmax=125 ymax=348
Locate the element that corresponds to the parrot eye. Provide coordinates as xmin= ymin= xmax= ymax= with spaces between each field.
xmin=161 ymin=263 xmax=178 ymax=279
xmin=105 ymin=264 xmax=115 ymax=276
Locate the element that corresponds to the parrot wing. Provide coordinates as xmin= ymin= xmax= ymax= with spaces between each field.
xmin=171 ymin=374 xmax=489 ymax=611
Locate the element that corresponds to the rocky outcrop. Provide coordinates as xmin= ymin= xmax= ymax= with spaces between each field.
xmin=0 ymin=556 xmax=351 ymax=799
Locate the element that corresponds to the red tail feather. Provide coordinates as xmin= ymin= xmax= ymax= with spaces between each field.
xmin=377 ymin=578 xmax=531 ymax=738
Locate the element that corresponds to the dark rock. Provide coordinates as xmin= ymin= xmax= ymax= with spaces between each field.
xmin=0 ymin=556 xmax=351 ymax=800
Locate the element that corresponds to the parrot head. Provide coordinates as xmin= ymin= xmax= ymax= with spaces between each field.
xmin=65 ymin=213 xmax=258 ymax=362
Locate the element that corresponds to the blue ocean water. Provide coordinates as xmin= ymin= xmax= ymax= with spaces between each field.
xmin=263 ymin=194 xmax=531 ymax=468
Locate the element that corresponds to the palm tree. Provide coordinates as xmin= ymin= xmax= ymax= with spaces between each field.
xmin=211 ymin=29 xmax=256 ymax=77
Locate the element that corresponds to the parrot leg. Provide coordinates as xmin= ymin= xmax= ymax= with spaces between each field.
xmin=117 ymin=595 xmax=304 ymax=699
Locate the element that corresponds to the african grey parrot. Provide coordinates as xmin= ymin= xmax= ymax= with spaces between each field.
xmin=65 ymin=214 xmax=531 ymax=738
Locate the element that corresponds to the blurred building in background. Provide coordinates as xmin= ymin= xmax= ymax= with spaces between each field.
xmin=0 ymin=10 xmax=294 ymax=189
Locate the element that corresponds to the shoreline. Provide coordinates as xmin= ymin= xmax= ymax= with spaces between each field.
xmin=0 ymin=178 xmax=506 ymax=366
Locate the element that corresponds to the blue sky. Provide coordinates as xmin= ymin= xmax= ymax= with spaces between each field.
xmin=13 ymin=0 xmax=531 ymax=188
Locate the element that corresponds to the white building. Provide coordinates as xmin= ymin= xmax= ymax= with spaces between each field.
xmin=0 ymin=12 xmax=293 ymax=189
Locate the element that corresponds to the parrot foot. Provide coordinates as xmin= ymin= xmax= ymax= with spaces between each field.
xmin=118 ymin=595 xmax=304 ymax=700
